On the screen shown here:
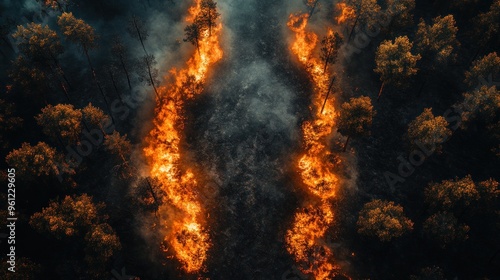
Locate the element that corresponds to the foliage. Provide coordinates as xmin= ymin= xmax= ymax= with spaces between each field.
xmin=407 ymin=108 xmax=451 ymax=153
xmin=199 ymin=0 xmax=220 ymax=35
xmin=456 ymin=85 xmax=500 ymax=126
xmin=416 ymin=15 xmax=459 ymax=64
xmin=384 ymin=0 xmax=415 ymax=29
xmin=29 ymin=194 xmax=104 ymax=239
xmin=104 ymin=131 xmax=132 ymax=162
xmin=58 ymin=12 xmax=97 ymax=51
xmin=35 ymin=104 xmax=82 ymax=144
xmin=0 ymin=99 xmax=23 ymax=149
xmin=84 ymin=223 xmax=121 ymax=265
xmin=0 ymin=257 xmax=41 ymax=280
xmin=338 ymin=96 xmax=375 ymax=139
xmin=346 ymin=0 xmax=382 ymax=29
xmin=464 ymin=52 xmax=500 ymax=88
xmin=82 ymin=103 xmax=108 ymax=130
xmin=12 ymin=22 xmax=63 ymax=63
xmin=357 ymin=199 xmax=413 ymax=241
xmin=374 ymin=36 xmax=421 ymax=88
xmin=423 ymin=211 xmax=469 ymax=246
xmin=5 ymin=142 xmax=66 ymax=178
xmin=425 ymin=175 xmax=479 ymax=210
xmin=472 ymin=0 xmax=500 ymax=46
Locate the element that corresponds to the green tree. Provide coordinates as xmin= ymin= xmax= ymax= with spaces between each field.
xmin=337 ymin=96 xmax=375 ymax=151
xmin=357 ymin=199 xmax=413 ymax=241
xmin=374 ymin=36 xmax=421 ymax=100
xmin=320 ymin=31 xmax=343 ymax=73
xmin=407 ymin=108 xmax=451 ymax=153
xmin=425 ymin=175 xmax=479 ymax=210
xmin=423 ymin=211 xmax=469 ymax=246
xmin=199 ymin=0 xmax=220 ymax=36
xmin=464 ymin=52 xmax=500 ymax=88
xmin=5 ymin=142 xmax=67 ymax=178
xmin=29 ymin=194 xmax=104 ymax=239
xmin=35 ymin=104 xmax=82 ymax=145
xmin=416 ymin=15 xmax=459 ymax=64
xmin=456 ymin=85 xmax=500 ymax=126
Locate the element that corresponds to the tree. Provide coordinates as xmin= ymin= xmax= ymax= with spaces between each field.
xmin=471 ymin=0 xmax=500 ymax=53
xmin=464 ymin=52 xmax=500 ymax=88
xmin=12 ymin=23 xmax=71 ymax=100
xmin=58 ymin=12 xmax=113 ymax=121
xmin=35 ymin=104 xmax=82 ymax=145
xmin=111 ymin=36 xmax=133 ymax=90
xmin=357 ymin=199 xmax=413 ymax=241
xmin=199 ymin=0 xmax=220 ymax=36
xmin=407 ymin=108 xmax=451 ymax=153
xmin=425 ymin=175 xmax=480 ymax=211
xmin=0 ymin=257 xmax=41 ymax=280
xmin=303 ymin=0 xmax=321 ymax=19
xmin=137 ymin=54 xmax=160 ymax=100
xmin=82 ymin=103 xmax=109 ymax=132
xmin=423 ymin=211 xmax=469 ymax=246
xmin=409 ymin=266 xmax=446 ymax=280
xmin=416 ymin=15 xmax=459 ymax=65
xmin=127 ymin=15 xmax=149 ymax=55
xmin=320 ymin=31 xmax=343 ymax=73
xmin=456 ymin=85 xmax=500 ymax=126
xmin=29 ymin=194 xmax=104 ymax=239
xmin=5 ymin=142 xmax=66 ymax=178
xmin=345 ymin=0 xmax=382 ymax=42
xmin=40 ymin=0 xmax=69 ymax=11
xmin=84 ymin=223 xmax=121 ymax=266
xmin=0 ymin=99 xmax=23 ymax=149
xmin=184 ymin=19 xmax=203 ymax=55
xmin=104 ymin=131 xmax=132 ymax=164
xmin=476 ymin=178 xmax=499 ymax=208
xmin=384 ymin=0 xmax=415 ymax=30
xmin=13 ymin=23 xmax=65 ymax=70
xmin=9 ymin=56 xmax=50 ymax=99
xmin=374 ymin=36 xmax=421 ymax=100
xmin=337 ymin=96 xmax=375 ymax=151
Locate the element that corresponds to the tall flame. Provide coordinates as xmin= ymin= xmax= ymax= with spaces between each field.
xmin=285 ymin=12 xmax=344 ymax=280
xmin=335 ymin=3 xmax=356 ymax=25
xmin=144 ymin=0 xmax=223 ymax=273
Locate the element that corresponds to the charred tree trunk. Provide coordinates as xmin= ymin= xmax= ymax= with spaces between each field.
xmin=343 ymin=135 xmax=350 ymax=152
xmin=321 ymin=76 xmax=336 ymax=114
xmin=377 ymin=82 xmax=385 ymax=102
xmin=118 ymin=54 xmax=132 ymax=90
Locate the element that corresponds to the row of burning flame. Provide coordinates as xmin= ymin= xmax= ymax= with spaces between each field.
xmin=144 ymin=0 xmax=356 ymax=279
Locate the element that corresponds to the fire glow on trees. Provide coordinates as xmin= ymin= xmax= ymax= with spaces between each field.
xmin=285 ymin=11 xmax=347 ymax=280
xmin=335 ymin=2 xmax=356 ymax=25
xmin=143 ymin=0 xmax=223 ymax=273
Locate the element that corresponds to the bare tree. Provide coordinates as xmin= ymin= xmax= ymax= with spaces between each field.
xmin=128 ymin=15 xmax=149 ymax=56
xmin=137 ymin=54 xmax=160 ymax=100
xmin=111 ymin=36 xmax=133 ymax=90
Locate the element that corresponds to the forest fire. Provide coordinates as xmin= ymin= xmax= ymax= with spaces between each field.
xmin=286 ymin=12 xmax=342 ymax=279
xmin=335 ymin=3 xmax=356 ymax=25
xmin=143 ymin=0 xmax=222 ymax=273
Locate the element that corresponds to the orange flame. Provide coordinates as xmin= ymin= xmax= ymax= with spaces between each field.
xmin=335 ymin=3 xmax=356 ymax=25
xmin=144 ymin=0 xmax=223 ymax=273
xmin=286 ymin=12 xmax=343 ymax=280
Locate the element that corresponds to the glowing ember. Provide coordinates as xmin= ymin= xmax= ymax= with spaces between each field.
xmin=144 ymin=0 xmax=223 ymax=273
xmin=335 ymin=3 xmax=356 ymax=25
xmin=286 ymin=12 xmax=344 ymax=280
